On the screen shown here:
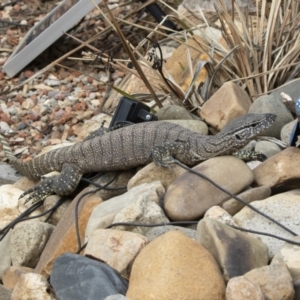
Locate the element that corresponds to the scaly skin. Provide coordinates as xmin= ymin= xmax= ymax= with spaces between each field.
xmin=0 ymin=113 xmax=276 ymax=203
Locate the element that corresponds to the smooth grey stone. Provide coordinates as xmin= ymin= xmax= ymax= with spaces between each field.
xmin=281 ymin=119 xmax=297 ymax=145
xmin=0 ymin=162 xmax=22 ymax=185
xmin=248 ymin=95 xmax=293 ymax=138
xmin=156 ymin=104 xmax=200 ymax=121
xmin=0 ymin=284 xmax=11 ymax=300
xmin=50 ymin=253 xmax=128 ymax=300
xmin=271 ymin=78 xmax=300 ymax=106
xmin=145 ymin=225 xmax=196 ymax=241
xmin=255 ymin=141 xmax=281 ymax=158
xmin=104 ymin=295 xmax=130 ymax=300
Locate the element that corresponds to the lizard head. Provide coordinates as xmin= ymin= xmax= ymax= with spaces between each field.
xmin=220 ymin=113 xmax=277 ymax=147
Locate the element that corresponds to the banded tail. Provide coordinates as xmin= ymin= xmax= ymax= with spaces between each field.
xmin=0 ymin=134 xmax=17 ymax=162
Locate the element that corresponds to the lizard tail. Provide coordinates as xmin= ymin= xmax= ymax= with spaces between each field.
xmin=0 ymin=134 xmax=17 ymax=162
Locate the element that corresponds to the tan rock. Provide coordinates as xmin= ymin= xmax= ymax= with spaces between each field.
xmin=253 ymin=147 xmax=300 ymax=193
xmin=84 ymin=229 xmax=148 ymax=277
xmin=226 ymin=276 xmax=265 ymax=300
xmin=85 ymin=181 xmax=164 ymax=242
xmin=2 ymin=266 xmax=33 ymax=290
xmin=126 ymin=230 xmax=225 ymax=300
xmin=272 ymin=236 xmax=300 ymax=279
xmin=11 ymin=273 xmax=55 ymax=300
xmin=233 ymin=189 xmax=300 ymax=257
xmin=204 ymin=206 xmax=238 ymax=226
xmin=197 ymin=219 xmax=269 ymax=281
xmin=221 ymin=186 xmax=271 ymax=215
xmin=200 ymin=82 xmax=252 ymax=130
xmin=244 ymin=263 xmax=294 ymax=300
xmin=13 ymin=176 xmax=38 ymax=192
xmin=34 ymin=188 xmax=102 ymax=277
xmin=128 ymin=162 xmax=186 ymax=190
xmin=164 ymin=156 xmax=254 ymax=220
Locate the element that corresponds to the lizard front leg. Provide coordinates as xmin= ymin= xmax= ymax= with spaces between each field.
xmin=21 ymin=164 xmax=83 ymax=204
xmin=151 ymin=141 xmax=191 ymax=167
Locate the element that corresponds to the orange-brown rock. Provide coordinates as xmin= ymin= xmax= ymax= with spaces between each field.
xmin=126 ymin=230 xmax=225 ymax=300
xmin=34 ymin=187 xmax=102 ymax=277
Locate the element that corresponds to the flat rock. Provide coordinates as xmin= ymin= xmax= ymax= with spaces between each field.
xmin=11 ymin=222 xmax=54 ymax=268
xmin=85 ymin=181 xmax=165 ymax=242
xmin=221 ymin=186 xmax=271 ymax=215
xmin=244 ymin=263 xmax=294 ymax=300
xmin=34 ymin=188 xmax=102 ymax=277
xmin=233 ymin=189 xmax=300 ymax=257
xmin=272 ymin=236 xmax=300 ymax=279
xmin=164 ymin=156 xmax=254 ymax=220
xmin=84 ymin=229 xmax=148 ymax=277
xmin=50 ymin=253 xmax=128 ymax=300
xmin=248 ymin=94 xmax=293 ymax=138
xmin=126 ymin=230 xmax=225 ymax=300
xmin=197 ymin=218 xmax=269 ymax=281
xmin=200 ymin=81 xmax=252 ymax=130
xmin=0 ymin=163 xmax=22 ymax=185
xmin=253 ymin=147 xmax=300 ymax=193
xmin=112 ymin=194 xmax=169 ymax=235
xmin=226 ymin=276 xmax=265 ymax=300
xmin=127 ymin=162 xmax=186 ymax=190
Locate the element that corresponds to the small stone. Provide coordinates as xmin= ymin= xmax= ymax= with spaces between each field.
xmin=155 ymin=104 xmax=200 ymax=120
xmin=145 ymin=225 xmax=196 ymax=241
xmin=254 ymin=141 xmax=281 ymax=158
xmin=204 ymin=206 xmax=238 ymax=226
xmin=2 ymin=266 xmax=33 ymax=290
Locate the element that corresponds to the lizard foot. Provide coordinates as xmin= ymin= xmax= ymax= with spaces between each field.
xmin=20 ymin=177 xmax=55 ymax=204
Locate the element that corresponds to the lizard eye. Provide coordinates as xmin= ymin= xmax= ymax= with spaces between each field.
xmin=235 ymin=134 xmax=242 ymax=140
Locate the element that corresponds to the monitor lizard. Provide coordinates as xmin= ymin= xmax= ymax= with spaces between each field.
xmin=0 ymin=113 xmax=276 ymax=203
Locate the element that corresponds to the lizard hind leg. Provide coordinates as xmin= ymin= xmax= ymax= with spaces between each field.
xmin=21 ymin=164 xmax=83 ymax=204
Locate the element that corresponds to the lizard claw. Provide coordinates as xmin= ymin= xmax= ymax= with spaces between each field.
xmin=20 ymin=178 xmax=54 ymax=204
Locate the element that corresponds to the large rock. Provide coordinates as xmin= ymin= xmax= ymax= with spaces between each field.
xmin=248 ymin=94 xmax=293 ymax=138
xmin=200 ymin=81 xmax=252 ymax=130
xmin=233 ymin=189 xmax=300 ymax=257
xmin=197 ymin=218 xmax=269 ymax=281
xmin=50 ymin=253 xmax=128 ymax=300
xmin=244 ymin=263 xmax=294 ymax=300
xmin=155 ymin=105 xmax=200 ymax=120
xmin=164 ymin=156 xmax=254 ymax=220
xmin=126 ymin=231 xmax=225 ymax=300
xmin=253 ymin=147 xmax=300 ymax=193
xmin=84 ymin=229 xmax=148 ymax=277
xmin=34 ymin=188 xmax=102 ymax=277
xmin=84 ymin=181 xmax=164 ymax=242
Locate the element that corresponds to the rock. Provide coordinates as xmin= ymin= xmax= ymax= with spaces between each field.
xmin=104 ymin=295 xmax=129 ymax=300
xmin=0 ymin=284 xmax=12 ymax=300
xmin=127 ymin=162 xmax=186 ymax=190
xmin=248 ymin=95 xmax=293 ymax=138
xmin=281 ymin=119 xmax=297 ymax=145
xmin=0 ymin=231 xmax=12 ymax=278
xmin=293 ymin=276 xmax=300 ymax=300
xmin=255 ymin=141 xmax=281 ymax=158
xmin=271 ymin=78 xmax=300 ymax=105
xmin=221 ymin=186 xmax=271 ymax=215
xmin=84 ymin=229 xmax=148 ymax=277
xmin=2 ymin=266 xmax=33 ymax=290
xmin=164 ymin=156 xmax=254 ymax=220
xmin=50 ymin=253 xmax=128 ymax=300
xmin=155 ymin=104 xmax=200 ymax=120
xmin=85 ymin=181 xmax=164 ymax=242
xmin=13 ymin=176 xmax=37 ymax=193
xmin=34 ymin=188 xmax=102 ymax=277
xmin=0 ymin=184 xmax=24 ymax=229
xmin=244 ymin=263 xmax=294 ymax=300
xmin=42 ymin=195 xmax=71 ymax=226
xmin=126 ymin=231 xmax=225 ymax=300
xmin=253 ymin=148 xmax=300 ymax=193
xmin=0 ymin=163 xmax=22 ymax=185
xmin=11 ymin=273 xmax=55 ymax=300
xmin=112 ymin=195 xmax=169 ymax=235
xmin=272 ymin=236 xmax=300 ymax=279
xmin=11 ymin=222 xmax=54 ymax=268
xmin=226 ymin=276 xmax=265 ymax=300
xmin=204 ymin=206 xmax=238 ymax=226
xmin=233 ymin=189 xmax=300 ymax=257
xmin=196 ymin=219 xmax=269 ymax=281
xmin=200 ymin=82 xmax=252 ymax=130
xmin=145 ymin=225 xmax=196 ymax=242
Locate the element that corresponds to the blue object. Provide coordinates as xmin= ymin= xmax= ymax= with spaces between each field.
xmin=289 ymin=98 xmax=300 ymax=146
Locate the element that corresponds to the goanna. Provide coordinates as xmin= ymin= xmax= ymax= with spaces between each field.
xmin=0 ymin=113 xmax=276 ymax=203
